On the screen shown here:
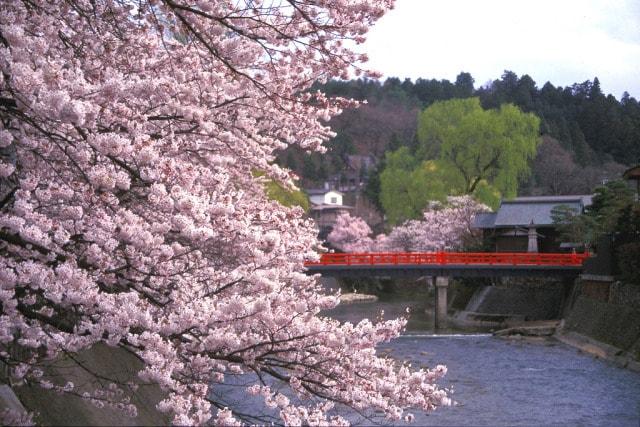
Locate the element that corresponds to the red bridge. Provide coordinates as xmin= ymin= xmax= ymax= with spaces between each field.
xmin=304 ymin=251 xmax=590 ymax=278
xmin=305 ymin=251 xmax=591 ymax=330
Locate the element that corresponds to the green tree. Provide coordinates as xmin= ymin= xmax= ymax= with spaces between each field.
xmin=416 ymin=97 xmax=540 ymax=202
xmin=552 ymin=180 xmax=635 ymax=247
xmin=454 ymin=72 xmax=475 ymax=98
xmin=253 ymin=171 xmax=310 ymax=211
xmin=586 ymin=180 xmax=636 ymax=238
xmin=551 ymin=204 xmax=597 ymax=247
xmin=379 ymin=154 xmax=482 ymax=225
xmin=302 ymin=154 xmax=318 ymax=182
xmin=266 ymin=180 xmax=310 ymax=211
xmin=379 ymin=147 xmax=421 ymax=224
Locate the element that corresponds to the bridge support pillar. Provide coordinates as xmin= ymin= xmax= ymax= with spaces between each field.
xmin=434 ymin=276 xmax=449 ymax=330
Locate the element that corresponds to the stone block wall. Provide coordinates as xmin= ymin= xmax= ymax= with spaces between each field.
xmin=564 ymin=295 xmax=640 ymax=352
xmin=466 ymin=279 xmax=567 ymax=320
xmin=11 ymin=343 xmax=169 ymax=426
xmin=580 ymin=280 xmax=611 ymax=302
xmin=610 ymin=282 xmax=640 ymax=310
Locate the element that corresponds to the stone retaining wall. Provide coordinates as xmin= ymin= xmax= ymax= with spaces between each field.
xmin=610 ymin=281 xmax=640 ymax=310
xmin=564 ymin=295 xmax=640 ymax=355
xmin=465 ymin=280 xmax=566 ymax=321
xmin=10 ymin=343 xmax=169 ymax=426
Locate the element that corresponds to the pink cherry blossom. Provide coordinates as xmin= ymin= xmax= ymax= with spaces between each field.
xmin=0 ymin=0 xmax=450 ymax=424
xmin=379 ymin=196 xmax=490 ymax=252
xmin=332 ymin=196 xmax=489 ymax=253
xmin=327 ymin=212 xmax=374 ymax=252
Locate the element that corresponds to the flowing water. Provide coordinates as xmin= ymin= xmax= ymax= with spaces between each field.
xmin=327 ymin=291 xmax=640 ymax=426
xmin=375 ymin=334 xmax=640 ymax=426
xmin=214 ymin=283 xmax=640 ymax=426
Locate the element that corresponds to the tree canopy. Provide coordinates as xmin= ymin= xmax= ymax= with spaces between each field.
xmin=551 ymin=180 xmax=640 ymax=283
xmin=0 ymin=0 xmax=452 ymax=425
xmin=379 ymin=98 xmax=539 ymax=223
xmin=293 ymin=71 xmax=637 ymax=211
xmin=552 ymin=180 xmax=636 ymax=247
xmin=253 ymin=171 xmax=310 ymax=212
xmin=418 ymin=97 xmax=540 ymax=198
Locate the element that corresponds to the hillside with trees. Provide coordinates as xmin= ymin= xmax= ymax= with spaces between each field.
xmin=280 ymin=71 xmax=637 ymax=222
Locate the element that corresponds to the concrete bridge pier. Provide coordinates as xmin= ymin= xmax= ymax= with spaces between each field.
xmin=434 ymin=276 xmax=449 ymax=330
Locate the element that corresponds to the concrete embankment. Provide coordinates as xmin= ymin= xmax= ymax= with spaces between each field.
xmin=451 ymin=279 xmax=567 ymax=330
xmin=475 ymin=279 xmax=640 ymax=372
xmin=555 ymin=294 xmax=640 ymax=372
xmin=491 ymin=319 xmax=640 ymax=373
xmin=453 ymin=280 xmax=567 ymax=324
xmin=554 ymin=329 xmax=640 ymax=372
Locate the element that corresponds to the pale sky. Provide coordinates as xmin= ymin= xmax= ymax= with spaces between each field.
xmin=362 ymin=0 xmax=640 ymax=99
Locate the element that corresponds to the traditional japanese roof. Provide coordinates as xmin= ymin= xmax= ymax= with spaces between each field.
xmin=623 ymin=165 xmax=640 ymax=181
xmin=473 ymin=212 xmax=498 ymax=229
xmin=472 ymin=195 xmax=593 ymax=229
xmin=502 ymin=195 xmax=593 ymax=205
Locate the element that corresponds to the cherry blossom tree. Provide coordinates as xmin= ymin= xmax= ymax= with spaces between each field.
xmin=327 ymin=212 xmax=373 ymax=253
xmin=376 ymin=196 xmax=489 ymax=252
xmin=0 ymin=0 xmax=450 ymax=424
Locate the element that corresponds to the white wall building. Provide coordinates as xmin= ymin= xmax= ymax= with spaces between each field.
xmin=307 ymin=189 xmax=343 ymax=206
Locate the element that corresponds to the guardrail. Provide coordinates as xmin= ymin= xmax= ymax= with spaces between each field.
xmin=305 ymin=252 xmax=590 ymax=267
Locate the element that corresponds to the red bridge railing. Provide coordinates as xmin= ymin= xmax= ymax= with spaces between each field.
xmin=305 ymin=252 xmax=590 ymax=267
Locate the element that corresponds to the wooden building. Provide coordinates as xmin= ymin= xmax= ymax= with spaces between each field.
xmin=473 ymin=195 xmax=593 ymax=253
xmin=623 ymin=164 xmax=640 ymax=200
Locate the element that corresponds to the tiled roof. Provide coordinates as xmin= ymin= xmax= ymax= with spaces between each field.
xmin=623 ymin=165 xmax=640 ymax=180
xmin=473 ymin=212 xmax=497 ymax=229
xmin=472 ymin=195 xmax=592 ymax=228
xmin=502 ymin=195 xmax=593 ymax=205
xmin=494 ymin=202 xmax=576 ymax=227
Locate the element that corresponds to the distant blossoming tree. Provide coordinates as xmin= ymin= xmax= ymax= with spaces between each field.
xmin=373 ymin=196 xmax=489 ymax=252
xmin=327 ymin=212 xmax=374 ymax=252
xmin=0 ymin=0 xmax=450 ymax=425
xmin=326 ymin=196 xmax=488 ymax=254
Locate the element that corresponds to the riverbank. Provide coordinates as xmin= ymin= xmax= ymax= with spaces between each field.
xmin=560 ymin=291 xmax=640 ymax=372
xmin=490 ymin=320 xmax=640 ymax=372
xmin=555 ymin=328 xmax=640 ymax=373
xmin=446 ymin=276 xmax=640 ymax=374
xmin=339 ymin=292 xmax=378 ymax=304
xmin=332 ymin=277 xmax=640 ymax=374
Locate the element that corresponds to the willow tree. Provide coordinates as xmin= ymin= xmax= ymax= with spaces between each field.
xmin=380 ymin=98 xmax=539 ymax=223
xmin=417 ymin=97 xmax=540 ymax=201
xmin=379 ymin=151 xmax=458 ymax=225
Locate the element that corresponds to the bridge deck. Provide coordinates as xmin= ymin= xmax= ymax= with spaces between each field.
xmin=304 ymin=252 xmax=589 ymax=278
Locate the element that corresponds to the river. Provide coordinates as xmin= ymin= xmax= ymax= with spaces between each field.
xmin=214 ymin=288 xmax=640 ymax=426
xmin=326 ymin=291 xmax=640 ymax=426
xmin=371 ymin=334 xmax=640 ymax=426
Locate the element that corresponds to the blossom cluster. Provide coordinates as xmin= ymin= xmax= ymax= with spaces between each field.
xmin=0 ymin=0 xmax=451 ymax=424
xmin=328 ymin=196 xmax=489 ymax=253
